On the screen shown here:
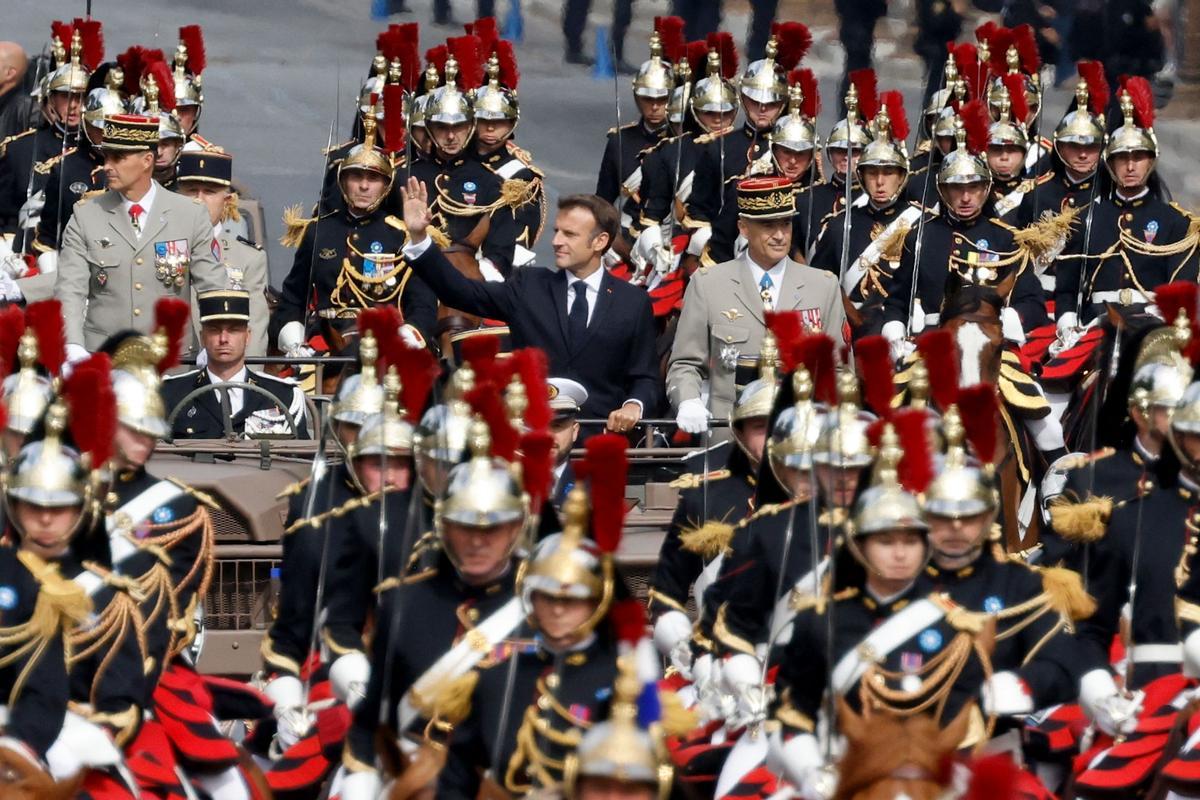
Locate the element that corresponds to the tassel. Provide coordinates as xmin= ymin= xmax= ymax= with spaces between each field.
xmin=1038 ymin=566 xmax=1097 ymax=621
xmin=1047 ymin=495 xmax=1112 ymax=543
xmin=279 ymin=205 xmax=315 ymax=248
xmin=679 ymin=520 xmax=735 ymax=559
xmin=1014 ymin=205 xmax=1080 ymax=260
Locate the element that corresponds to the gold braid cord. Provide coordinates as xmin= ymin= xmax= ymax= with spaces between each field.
xmin=948 ymin=236 xmax=1029 ymax=298
xmin=1060 ymin=216 xmax=1200 ymax=293
xmin=0 ymin=553 xmax=92 ymax=708
xmin=69 ymin=565 xmax=150 ymax=709
xmin=133 ymin=506 xmax=215 ymax=657
xmin=504 ymin=676 xmax=591 ymax=793
xmin=331 ymin=252 xmax=413 ymax=311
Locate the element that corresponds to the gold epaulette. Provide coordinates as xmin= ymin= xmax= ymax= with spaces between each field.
xmin=679 ymin=520 xmax=735 ymax=559
xmin=1033 ymin=565 xmax=1096 ymax=621
xmin=505 ymin=140 xmax=534 ymax=166
xmin=322 ymin=138 xmax=356 ymax=156
xmin=275 ymin=477 xmax=312 ymax=501
xmin=34 ymin=148 xmax=75 ymax=174
xmin=0 ymin=128 xmax=35 ymax=154
xmin=16 ymin=550 xmax=93 ymax=636
xmin=410 ymin=670 xmax=479 ymax=730
xmin=1047 ymin=494 xmax=1114 ymax=544
xmin=669 ymin=468 xmax=731 ymax=489
xmin=745 ymin=501 xmax=795 ymax=522
xmin=500 ymin=177 xmax=540 ymax=209
xmin=280 ymin=204 xmax=317 ymax=248
xmin=878 ymin=222 xmax=910 ymax=263
xmin=375 ymin=567 xmax=437 ymax=593
xmin=167 ymin=478 xmax=219 ymax=509
xmin=1014 ymin=205 xmax=1081 ymax=260
xmin=284 ymin=488 xmax=386 ymax=535
xmin=1035 ymin=170 xmax=1055 ymax=186
xmin=607 ymin=122 xmax=638 ymax=136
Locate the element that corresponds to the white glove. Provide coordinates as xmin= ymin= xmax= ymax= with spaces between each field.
xmin=1184 ymin=629 xmax=1200 ymax=678
xmin=721 ymin=653 xmax=768 ymax=729
xmin=17 ymin=190 xmax=44 ymax=231
xmin=675 ymin=398 xmax=711 ymax=435
xmin=65 ymin=343 xmax=89 ymax=366
xmin=1000 ymin=306 xmax=1026 ymax=344
xmin=264 ymin=675 xmax=311 ymax=754
xmin=653 ymin=610 xmax=693 ymax=657
xmin=477 ymin=257 xmax=504 ymax=283
xmin=632 ymin=223 xmax=662 ymax=272
xmin=277 ymin=321 xmax=309 ymax=355
xmin=685 ymin=225 xmax=712 ymax=257
xmin=768 ymin=730 xmax=830 ymax=796
xmin=693 ymin=654 xmax=730 ymax=723
xmin=35 ymin=250 xmax=56 ymax=276
xmin=910 ymin=298 xmax=928 ymax=334
xmin=1079 ymin=668 xmax=1142 ymax=737
xmin=1056 ymin=311 xmax=1079 ymax=337
xmin=601 ymin=248 xmax=623 ymax=270
xmin=398 ymin=323 xmax=425 ymax=349
xmin=339 ymin=769 xmax=384 ymax=800
xmin=881 ymin=320 xmax=912 ymax=363
xmin=329 ymin=652 xmax=371 ymax=711
xmin=0 ymin=273 xmax=23 ymax=302
xmin=982 ymin=670 xmax=1034 ymax=716
xmin=0 ymin=250 xmax=26 ymax=280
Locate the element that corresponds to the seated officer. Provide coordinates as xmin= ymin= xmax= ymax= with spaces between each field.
xmin=161 ymin=290 xmax=309 ymax=439
xmin=548 ymin=376 xmax=586 ymax=509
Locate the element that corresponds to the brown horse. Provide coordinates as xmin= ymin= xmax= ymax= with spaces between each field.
xmin=435 ymin=214 xmax=492 ymax=358
xmin=0 ymin=749 xmax=81 ymax=800
xmin=833 ymin=699 xmax=973 ymax=800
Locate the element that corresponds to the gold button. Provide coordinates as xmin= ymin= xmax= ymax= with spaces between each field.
xmin=537 ymin=696 xmax=550 ymax=710
xmin=134 ymin=282 xmax=143 ymax=290
xmin=1124 ymin=213 xmax=1134 ymax=221
xmin=467 ymin=608 xmax=479 ymax=622
xmin=133 ymin=308 xmax=141 ymax=316
xmin=186 ymin=428 xmax=194 ymax=434
xmin=136 ymin=257 xmax=144 ymax=265
xmin=725 ymin=335 xmax=733 ymax=343
xmin=546 ymin=674 xmax=560 ymax=689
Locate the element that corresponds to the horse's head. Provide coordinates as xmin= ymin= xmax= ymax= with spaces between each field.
xmin=0 ymin=748 xmax=82 ymax=800
xmin=834 ymin=698 xmax=973 ymax=800
xmin=940 ymin=283 xmax=1005 ymax=386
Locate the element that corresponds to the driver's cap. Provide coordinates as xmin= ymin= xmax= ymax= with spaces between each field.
xmin=197 ymin=290 xmax=251 ymax=324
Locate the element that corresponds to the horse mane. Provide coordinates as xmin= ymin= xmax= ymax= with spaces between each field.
xmin=834 ymin=702 xmax=962 ymax=800
xmin=940 ymin=280 xmax=1003 ymax=321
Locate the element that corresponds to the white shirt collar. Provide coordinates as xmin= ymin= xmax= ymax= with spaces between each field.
xmin=212 ymin=221 xmax=224 ymax=240
xmin=565 ymin=268 xmax=604 ymax=293
xmin=206 ymin=365 xmax=248 ymax=386
xmin=1117 ymin=186 xmax=1151 ymax=202
xmin=744 ymin=252 xmax=787 ymax=282
xmin=122 ymin=180 xmax=158 ymax=218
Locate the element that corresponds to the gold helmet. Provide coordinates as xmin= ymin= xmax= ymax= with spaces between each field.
xmin=472 ymin=48 xmax=520 ymax=126
xmin=83 ymin=68 xmax=127 ymax=131
xmin=1105 ymin=78 xmax=1159 ymax=163
xmin=731 ymin=331 xmax=779 ymax=425
xmin=767 ymin=368 xmax=826 ymax=497
xmin=347 ymin=368 xmax=414 ymax=463
xmin=921 ymin=55 xmax=959 ymax=139
xmin=1131 ymin=285 xmax=1197 ymax=412
xmin=1053 ymin=61 xmax=1108 ymax=148
xmin=1170 ymin=382 xmax=1200 ymax=472
xmin=987 ymin=76 xmax=1030 ymax=152
xmin=825 ymin=83 xmax=872 ymax=153
xmin=770 ymin=80 xmax=819 ymax=154
xmin=740 ymin=22 xmax=810 ymax=105
xmin=563 ymin=656 xmax=672 ymax=800
xmin=426 ymin=56 xmax=476 ymax=127
xmin=439 ymin=418 xmax=527 ymax=529
xmin=410 ymin=60 xmax=442 ymax=132
xmin=984 ymin=41 xmax=1042 ymax=124
xmin=691 ymin=49 xmax=737 ymax=117
xmin=5 ymin=404 xmax=89 ymax=510
xmin=2 ymin=329 xmax=53 ymax=436
xmin=415 ymin=365 xmax=476 ymax=496
xmin=922 ymin=404 xmax=998 ymax=519
xmin=46 ymin=25 xmax=96 ymax=96
xmin=813 ymin=371 xmax=876 ymax=470
xmin=357 ymin=55 xmax=390 ymax=121
xmin=857 ymin=94 xmax=910 ymax=176
xmin=172 ymin=26 xmax=206 ymax=112
xmin=666 ymin=58 xmax=693 ymax=126
xmin=633 ymin=32 xmax=675 ymax=100
xmin=937 ymin=103 xmax=992 ymax=192
xmin=331 ymin=331 xmax=385 ymax=428
xmin=337 ymin=101 xmax=395 ymax=213
xmin=851 ymin=416 xmax=931 ymax=539
xmin=111 ymin=299 xmax=191 ymax=440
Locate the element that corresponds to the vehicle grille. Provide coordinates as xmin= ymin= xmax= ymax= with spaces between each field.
xmin=205 ymin=557 xmax=278 ymax=631
xmin=209 ymin=506 xmax=254 ymax=543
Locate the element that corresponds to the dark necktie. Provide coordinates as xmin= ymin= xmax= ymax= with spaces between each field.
xmin=568 ymin=281 xmax=589 ymax=349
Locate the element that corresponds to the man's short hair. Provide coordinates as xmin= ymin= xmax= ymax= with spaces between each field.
xmin=557 ymin=194 xmax=619 ymax=249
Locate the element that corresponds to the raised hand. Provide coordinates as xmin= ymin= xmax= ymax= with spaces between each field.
xmin=401 ymin=176 xmax=433 ymax=243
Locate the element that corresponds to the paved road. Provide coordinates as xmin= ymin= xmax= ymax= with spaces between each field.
xmin=9 ymin=0 xmax=1198 ymax=286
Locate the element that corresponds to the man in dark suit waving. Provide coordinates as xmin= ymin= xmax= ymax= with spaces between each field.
xmin=400 ymin=176 xmax=660 ymax=434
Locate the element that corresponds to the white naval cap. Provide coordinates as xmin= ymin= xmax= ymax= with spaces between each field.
xmin=547 ymin=377 xmax=588 ymax=418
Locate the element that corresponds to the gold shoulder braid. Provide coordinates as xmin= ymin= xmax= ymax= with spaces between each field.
xmin=70 ymin=565 xmax=150 ymax=724
xmin=284 ymin=489 xmax=385 ymax=535
xmin=280 ymin=205 xmax=318 ymax=248
xmin=504 ymin=674 xmax=591 ymax=793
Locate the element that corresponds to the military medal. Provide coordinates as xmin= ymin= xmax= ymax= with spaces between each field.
xmin=96 ymin=269 xmax=108 ymax=287
xmin=155 ymin=239 xmax=191 ymax=288
xmin=719 ymin=343 xmax=740 ymax=370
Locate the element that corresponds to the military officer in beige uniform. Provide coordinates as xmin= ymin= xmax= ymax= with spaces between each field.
xmin=667 ymin=176 xmax=846 ymax=434
xmin=55 ymin=114 xmax=223 ymax=359
xmin=175 ymin=149 xmax=269 ymax=358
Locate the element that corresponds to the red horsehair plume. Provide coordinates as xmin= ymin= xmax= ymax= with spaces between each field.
xmin=765 ymin=310 xmax=804 ymax=373
xmin=73 ymin=18 xmax=104 ymax=72
xmin=685 ymin=40 xmax=709 ymax=75
xmin=510 ymin=348 xmax=551 ymax=431
xmin=1154 ymin=282 xmax=1199 ymax=326
xmin=377 ymin=26 xmax=407 ymax=62
xmin=178 ymin=25 xmax=206 ymax=75
xmin=789 ymin=69 xmax=821 ymax=119
xmin=959 ymin=98 xmax=990 ymax=155
xmin=961 ymin=754 xmax=1020 ymax=800
xmin=770 ymin=21 xmax=812 ymax=70
xmin=957 ymin=383 xmax=999 ymax=466
xmin=142 ymin=58 xmax=177 ymax=111
xmin=64 ymin=353 xmax=117 ymax=468
xmin=855 ymin=335 xmax=895 ymax=419
xmin=447 ymin=35 xmax=484 ymax=89
xmin=585 ymin=433 xmax=628 ymax=555
xmin=425 ymin=44 xmax=449 ymax=82
xmin=974 ymin=21 xmax=998 ymax=48
xmin=948 ymin=42 xmax=980 ymax=102
xmin=879 ymin=90 xmax=909 ymax=143
xmin=460 ymin=335 xmax=502 ymax=385
xmin=916 ymin=329 xmax=960 ymax=410
xmin=376 ymin=320 xmax=439 ymax=423
xmin=849 ymin=69 xmax=879 ymax=120
xmin=382 ymin=83 xmax=407 ymax=153
xmin=466 ymin=383 xmax=519 ymax=462
xmin=0 ymin=306 xmax=24 ymax=369
xmin=893 ymin=407 xmax=934 ymax=495
xmin=705 ymin=32 xmax=738 ymax=78
xmin=520 ymin=430 xmax=555 ymax=513
xmin=50 ymin=21 xmax=74 ymax=57
xmin=1122 ymin=76 xmax=1155 ymax=129
xmin=1076 ymin=60 xmax=1109 ymax=116
xmin=1012 ymin=24 xmax=1041 ymax=74
xmin=794 ymin=332 xmax=837 ymax=406
xmin=1001 ymin=73 xmax=1029 ymax=124
xmin=609 ymin=598 xmax=647 ymax=647
xmin=24 ymin=300 xmax=66 ymax=378
xmin=356 ymin=306 xmax=402 ymax=370
xmin=982 ymin=25 xmax=1014 ymax=77
xmin=382 ymin=27 xmax=422 ymax=92
xmin=466 ymin=17 xmax=499 ymax=54
xmin=117 ymin=46 xmax=148 ymax=95
xmin=654 ymin=16 xmax=686 ymax=64
xmin=494 ymin=40 xmax=519 ymax=89
xmin=154 ymin=297 xmax=190 ymax=374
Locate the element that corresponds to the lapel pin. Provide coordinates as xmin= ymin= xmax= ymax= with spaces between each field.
xmin=721 ymin=308 xmax=743 ymax=321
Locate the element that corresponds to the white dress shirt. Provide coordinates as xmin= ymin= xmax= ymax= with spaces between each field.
xmin=744 ymin=253 xmax=788 ymax=310
xmin=121 ymin=181 xmax=159 ymax=239
xmin=208 ymin=366 xmax=248 ymax=417
xmin=565 ymin=268 xmax=604 ymax=324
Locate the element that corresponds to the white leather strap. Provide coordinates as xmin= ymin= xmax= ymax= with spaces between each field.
xmin=106 ymin=480 xmax=186 ymax=565
xmin=1092 ymin=289 xmax=1150 ymax=305
xmin=831 ymin=597 xmax=948 ymax=695
xmin=1131 ymin=643 xmax=1182 ymax=663
xmin=842 ymin=204 xmax=924 ymax=295
xmin=768 ymin=557 xmax=830 ymax=648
